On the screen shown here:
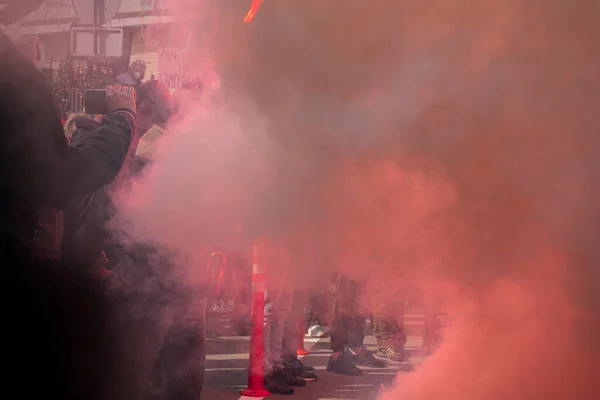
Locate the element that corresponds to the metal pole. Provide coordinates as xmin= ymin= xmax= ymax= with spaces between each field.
xmin=93 ymin=0 xmax=106 ymax=56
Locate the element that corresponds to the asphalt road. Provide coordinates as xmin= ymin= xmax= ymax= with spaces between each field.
xmin=202 ymin=334 xmax=425 ymax=400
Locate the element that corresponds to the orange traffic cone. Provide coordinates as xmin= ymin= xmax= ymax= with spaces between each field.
xmin=240 ymin=241 xmax=270 ymax=397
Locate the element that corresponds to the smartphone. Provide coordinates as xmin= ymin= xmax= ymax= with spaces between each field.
xmin=84 ymin=89 xmax=109 ymax=115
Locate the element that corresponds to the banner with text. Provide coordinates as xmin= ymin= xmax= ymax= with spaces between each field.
xmin=156 ymin=47 xmax=200 ymax=90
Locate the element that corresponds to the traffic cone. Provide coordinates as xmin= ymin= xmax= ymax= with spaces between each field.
xmin=240 ymin=241 xmax=270 ymax=397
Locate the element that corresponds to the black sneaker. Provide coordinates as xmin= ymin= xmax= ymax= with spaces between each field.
xmin=265 ymin=370 xmax=294 ymax=395
xmin=285 ymin=359 xmax=318 ymax=382
xmin=348 ymin=347 xmax=386 ymax=368
xmin=327 ymin=352 xmax=363 ymax=376
xmin=282 ymin=366 xmax=307 ymax=387
xmin=295 ymin=358 xmax=316 ymax=373
xmin=377 ymin=346 xmax=408 ymax=362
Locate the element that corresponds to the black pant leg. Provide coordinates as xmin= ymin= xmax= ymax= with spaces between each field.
xmin=161 ymin=303 xmax=206 ymax=400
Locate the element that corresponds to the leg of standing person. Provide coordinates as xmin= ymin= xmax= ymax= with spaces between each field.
xmin=280 ymin=291 xmax=318 ymax=382
xmin=372 ymin=315 xmax=407 ymax=361
xmin=327 ymin=277 xmax=365 ymax=375
xmin=105 ymin=290 xmax=176 ymax=400
xmin=280 ymin=294 xmax=301 ymax=365
xmin=342 ymin=280 xmax=386 ymax=368
xmin=305 ymin=289 xmax=322 ymax=335
xmin=345 ymin=313 xmax=385 ymax=368
xmin=160 ymin=294 xmax=206 ymax=400
xmin=102 ymin=246 xmax=184 ymax=400
xmin=306 ymin=287 xmax=330 ymax=338
xmin=279 ymin=242 xmax=313 ymax=369
xmin=371 ymin=287 xmax=408 ymax=362
xmin=264 ymin=238 xmax=321 ymax=394
xmin=264 ymin=286 xmax=297 ymax=394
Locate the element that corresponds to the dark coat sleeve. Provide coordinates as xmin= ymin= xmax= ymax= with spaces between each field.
xmin=67 ymin=110 xmax=135 ymax=200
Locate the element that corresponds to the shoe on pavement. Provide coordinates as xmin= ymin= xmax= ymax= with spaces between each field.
xmin=285 ymin=359 xmax=318 ymax=381
xmin=377 ymin=346 xmax=408 ymax=362
xmin=265 ymin=370 xmax=294 ymax=395
xmin=298 ymin=358 xmax=316 ymax=373
xmin=348 ymin=347 xmax=386 ymax=368
xmin=327 ymin=352 xmax=363 ymax=376
xmin=282 ymin=366 xmax=307 ymax=387
xmin=308 ymin=324 xmax=330 ymax=338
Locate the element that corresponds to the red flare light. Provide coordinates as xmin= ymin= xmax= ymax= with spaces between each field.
xmin=244 ymin=0 xmax=263 ymax=23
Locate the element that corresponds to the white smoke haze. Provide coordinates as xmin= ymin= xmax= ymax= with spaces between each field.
xmin=112 ymin=93 xmax=273 ymax=283
xmin=112 ymin=0 xmax=600 ymax=399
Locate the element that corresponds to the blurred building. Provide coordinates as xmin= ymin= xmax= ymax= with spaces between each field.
xmin=9 ymin=0 xmax=187 ymax=113
xmin=18 ymin=0 xmax=175 ymax=75
xmin=1 ymin=20 xmax=21 ymax=40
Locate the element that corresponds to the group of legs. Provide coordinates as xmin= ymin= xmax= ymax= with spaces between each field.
xmin=263 ymin=289 xmax=318 ymax=394
xmin=325 ymin=277 xmax=408 ymax=376
xmin=263 ymin=274 xmax=443 ymax=394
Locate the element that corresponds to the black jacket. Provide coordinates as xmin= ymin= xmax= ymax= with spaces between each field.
xmin=62 ymin=155 xmax=151 ymax=271
xmin=0 ymin=32 xmax=135 ymax=253
xmin=62 ymin=119 xmax=152 ymax=271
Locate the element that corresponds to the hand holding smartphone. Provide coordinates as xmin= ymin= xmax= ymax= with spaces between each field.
xmin=84 ymin=84 xmax=136 ymax=115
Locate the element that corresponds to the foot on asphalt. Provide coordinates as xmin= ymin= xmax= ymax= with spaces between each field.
xmin=348 ymin=347 xmax=386 ymax=368
xmin=265 ymin=370 xmax=295 ymax=395
xmin=327 ymin=352 xmax=363 ymax=376
xmin=377 ymin=346 xmax=408 ymax=362
xmin=285 ymin=359 xmax=318 ymax=381
xmin=282 ymin=366 xmax=307 ymax=387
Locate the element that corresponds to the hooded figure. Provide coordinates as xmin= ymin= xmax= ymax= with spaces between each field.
xmin=116 ymin=60 xmax=147 ymax=87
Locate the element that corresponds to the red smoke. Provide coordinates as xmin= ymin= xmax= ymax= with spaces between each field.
xmin=113 ymin=1 xmax=600 ymax=399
